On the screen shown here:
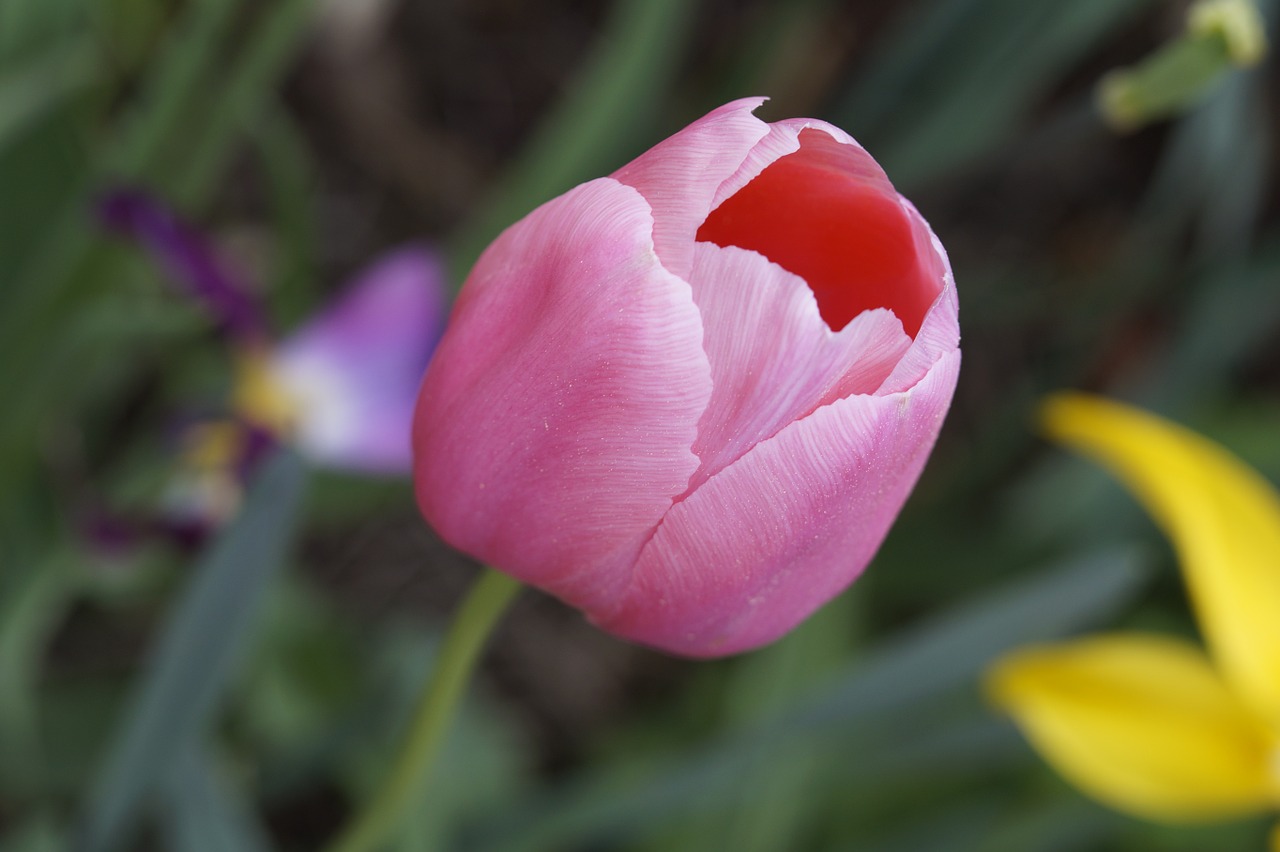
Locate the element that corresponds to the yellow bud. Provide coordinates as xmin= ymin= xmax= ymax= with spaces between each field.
xmin=1189 ymin=0 xmax=1268 ymax=66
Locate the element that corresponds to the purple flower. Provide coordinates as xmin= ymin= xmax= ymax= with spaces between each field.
xmin=232 ymin=247 xmax=447 ymax=473
xmin=97 ymin=187 xmax=447 ymax=541
xmin=98 ymin=189 xmax=268 ymax=343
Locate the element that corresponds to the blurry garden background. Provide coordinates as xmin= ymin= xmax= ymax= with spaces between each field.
xmin=1 ymin=0 xmax=1278 ymax=849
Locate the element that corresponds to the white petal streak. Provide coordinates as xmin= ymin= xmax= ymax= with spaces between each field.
xmin=687 ymin=242 xmax=911 ymax=490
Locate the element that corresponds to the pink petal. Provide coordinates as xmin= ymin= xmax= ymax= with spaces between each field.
xmin=611 ymin=98 xmax=770 ymax=278
xmin=594 ymin=349 xmax=961 ymax=657
xmin=413 ymin=178 xmax=712 ymax=611
xmin=877 ymin=201 xmax=959 ymax=394
xmin=686 ymin=242 xmax=911 ymax=490
xmin=272 ymin=246 xmax=446 ymax=473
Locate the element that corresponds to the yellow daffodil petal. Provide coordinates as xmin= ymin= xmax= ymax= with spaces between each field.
xmin=987 ymin=633 xmax=1276 ymax=821
xmin=1041 ymin=392 xmax=1280 ymax=725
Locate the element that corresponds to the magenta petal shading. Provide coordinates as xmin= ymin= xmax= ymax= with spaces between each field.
xmin=611 ymin=97 xmax=770 ymax=278
xmin=686 ymin=242 xmax=911 ymax=490
xmin=596 ymin=350 xmax=962 ymax=657
xmin=97 ymin=188 xmax=267 ymax=341
xmin=272 ymin=246 xmax=446 ymax=473
xmin=413 ymin=178 xmax=712 ymax=610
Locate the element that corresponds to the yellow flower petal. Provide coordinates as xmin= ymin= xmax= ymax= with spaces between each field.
xmin=987 ymin=633 xmax=1275 ymax=821
xmin=1041 ymin=392 xmax=1280 ymax=725
xmin=232 ymin=349 xmax=302 ymax=438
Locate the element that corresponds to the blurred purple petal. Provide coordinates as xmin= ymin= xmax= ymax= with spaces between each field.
xmin=97 ymin=188 xmax=268 ymax=341
xmin=269 ymin=246 xmax=448 ymax=473
xmin=79 ymin=505 xmax=149 ymax=557
xmin=79 ymin=420 xmax=279 ymax=559
xmin=233 ymin=423 xmax=278 ymax=480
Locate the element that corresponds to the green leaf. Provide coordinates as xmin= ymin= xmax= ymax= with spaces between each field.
xmin=778 ymin=549 xmax=1146 ymax=731
xmin=166 ymin=0 xmax=316 ymax=205
xmin=978 ymin=797 xmax=1116 ymax=852
xmin=160 ymin=745 xmax=275 ymax=852
xmin=75 ymin=450 xmax=308 ymax=852
xmin=474 ymin=548 xmax=1150 ymax=852
xmin=106 ymin=0 xmax=248 ymax=178
xmin=250 ymin=112 xmax=319 ymax=328
xmin=447 ymin=0 xmax=698 ymax=280
xmin=0 ymin=0 xmax=83 ymax=60
xmin=0 ymin=38 xmax=96 ymax=158
xmin=1138 ymin=71 xmax=1271 ymax=260
xmin=0 ymin=0 xmax=315 ymax=480
xmin=335 ymin=624 xmax=530 ymax=852
xmin=0 ymin=813 xmax=67 ymax=852
xmin=833 ymin=0 xmax=1159 ymax=187
xmin=662 ymin=592 xmax=860 ymax=852
xmin=859 ymin=798 xmax=1004 ymax=852
xmin=0 ymin=549 xmax=77 ymax=786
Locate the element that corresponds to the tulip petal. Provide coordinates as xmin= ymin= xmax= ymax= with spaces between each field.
xmin=987 ymin=633 xmax=1277 ymax=821
xmin=1042 ymin=393 xmax=1280 ymax=725
xmin=611 ymin=97 xmax=770 ymax=278
xmin=686 ymin=242 xmax=910 ymax=489
xmin=877 ymin=202 xmax=960 ymax=394
xmin=413 ymin=178 xmax=712 ymax=609
xmin=596 ymin=348 xmax=959 ymax=656
xmin=267 ymin=246 xmax=446 ymax=473
xmin=700 ymin=122 xmax=945 ymax=338
xmin=708 ymin=118 xmax=880 ymax=209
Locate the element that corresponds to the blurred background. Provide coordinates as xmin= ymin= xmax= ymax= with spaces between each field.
xmin=1 ymin=0 xmax=1278 ymax=849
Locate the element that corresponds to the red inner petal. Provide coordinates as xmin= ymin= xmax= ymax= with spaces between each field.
xmin=695 ymin=136 xmax=938 ymax=337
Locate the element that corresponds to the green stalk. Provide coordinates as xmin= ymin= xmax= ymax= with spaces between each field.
xmin=326 ymin=568 xmax=521 ymax=852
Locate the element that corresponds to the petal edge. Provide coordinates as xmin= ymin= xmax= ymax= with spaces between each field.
xmin=988 ymin=633 xmax=1276 ymax=821
xmin=1041 ymin=393 xmax=1280 ymax=725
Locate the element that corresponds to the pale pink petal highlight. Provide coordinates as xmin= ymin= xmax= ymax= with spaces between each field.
xmin=686 ymin=242 xmax=911 ymax=490
xmin=709 ymin=119 xmax=893 ymax=212
xmin=596 ymin=349 xmax=961 ymax=657
xmin=611 ymin=98 xmax=770 ymax=278
xmin=413 ymin=178 xmax=712 ymax=610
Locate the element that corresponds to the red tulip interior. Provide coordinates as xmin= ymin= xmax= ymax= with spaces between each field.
xmin=697 ymin=129 xmax=938 ymax=337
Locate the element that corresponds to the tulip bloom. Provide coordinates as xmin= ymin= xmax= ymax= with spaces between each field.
xmin=988 ymin=394 xmax=1280 ymax=846
xmin=413 ymin=99 xmax=960 ymax=657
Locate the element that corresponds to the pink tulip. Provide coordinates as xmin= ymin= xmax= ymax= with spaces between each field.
xmin=413 ymin=98 xmax=960 ymax=657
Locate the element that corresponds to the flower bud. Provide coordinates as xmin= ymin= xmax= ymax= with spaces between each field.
xmin=413 ymin=99 xmax=960 ymax=657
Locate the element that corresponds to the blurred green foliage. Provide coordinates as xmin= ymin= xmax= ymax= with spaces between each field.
xmin=1 ymin=0 xmax=1277 ymax=850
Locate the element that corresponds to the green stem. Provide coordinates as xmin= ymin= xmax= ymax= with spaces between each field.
xmin=326 ymin=568 xmax=521 ymax=852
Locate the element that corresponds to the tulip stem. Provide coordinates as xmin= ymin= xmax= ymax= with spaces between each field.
xmin=325 ymin=568 xmax=521 ymax=852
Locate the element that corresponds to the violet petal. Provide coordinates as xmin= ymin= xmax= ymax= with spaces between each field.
xmin=97 ymin=187 xmax=268 ymax=341
xmin=270 ymin=245 xmax=448 ymax=474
